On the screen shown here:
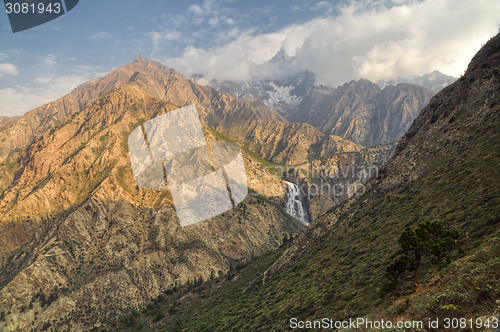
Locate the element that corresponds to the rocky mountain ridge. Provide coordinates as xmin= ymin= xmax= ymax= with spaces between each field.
xmin=379 ymin=70 xmax=457 ymax=93
xmin=288 ymin=79 xmax=435 ymax=146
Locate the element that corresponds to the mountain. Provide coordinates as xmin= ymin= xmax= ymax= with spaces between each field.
xmin=288 ymin=79 xmax=435 ymax=146
xmin=267 ymin=48 xmax=294 ymax=70
xmin=0 ymin=56 xmax=367 ymax=168
xmin=380 ymin=70 xmax=458 ymax=93
xmin=304 ymin=141 xmax=397 ymax=220
xmin=0 ymin=82 xmax=304 ymax=331
xmin=207 ymin=77 xmax=434 ymax=147
xmin=112 ymin=34 xmax=500 ymax=331
xmin=201 ymin=70 xmax=316 ymax=115
xmin=0 ymin=55 xmax=288 ymax=164
xmin=197 ymin=49 xmax=317 ymax=115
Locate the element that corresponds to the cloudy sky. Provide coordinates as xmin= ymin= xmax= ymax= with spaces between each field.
xmin=0 ymin=0 xmax=499 ymax=116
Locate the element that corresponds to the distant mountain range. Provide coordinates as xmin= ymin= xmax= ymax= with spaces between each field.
xmin=379 ymin=69 xmax=457 ymax=93
xmin=200 ymin=76 xmax=434 ymax=147
xmin=289 ymin=80 xmax=435 ymax=146
xmin=195 ymin=50 xmax=451 ymax=147
xmin=204 ymin=69 xmax=317 ymax=115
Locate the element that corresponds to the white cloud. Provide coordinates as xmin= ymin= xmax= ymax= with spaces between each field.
xmin=0 ymin=52 xmax=7 ymax=60
xmin=208 ymin=17 xmax=219 ymax=28
xmin=0 ymin=66 xmax=108 ymax=116
xmin=89 ymin=31 xmax=114 ymax=40
xmin=185 ymin=0 xmax=218 ymax=19
xmin=149 ymin=31 xmax=163 ymax=49
xmin=165 ymin=30 xmax=288 ymax=81
xmin=148 ymin=0 xmax=240 ymax=53
xmin=44 ymin=54 xmax=56 ymax=66
xmin=163 ymin=0 xmax=500 ymax=86
xmin=0 ymin=63 xmax=19 ymax=77
xmin=33 ymin=77 xmax=52 ymax=84
xmin=148 ymin=30 xmax=183 ymax=50
xmin=0 ymin=88 xmax=46 ymax=117
xmin=188 ymin=4 xmax=204 ymax=16
xmin=310 ymin=1 xmax=335 ymax=13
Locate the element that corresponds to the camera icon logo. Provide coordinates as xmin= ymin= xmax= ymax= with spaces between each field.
xmin=128 ymin=105 xmax=248 ymax=227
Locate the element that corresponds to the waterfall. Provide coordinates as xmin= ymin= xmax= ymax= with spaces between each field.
xmin=284 ymin=181 xmax=310 ymax=225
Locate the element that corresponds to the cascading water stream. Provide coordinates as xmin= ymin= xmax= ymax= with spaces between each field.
xmin=284 ymin=181 xmax=310 ymax=225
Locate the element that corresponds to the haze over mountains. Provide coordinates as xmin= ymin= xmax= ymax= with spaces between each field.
xmin=380 ymin=70 xmax=458 ymax=93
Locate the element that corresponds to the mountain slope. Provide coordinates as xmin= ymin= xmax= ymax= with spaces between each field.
xmin=124 ymin=34 xmax=500 ymax=331
xmin=0 ymin=55 xmax=286 ymax=163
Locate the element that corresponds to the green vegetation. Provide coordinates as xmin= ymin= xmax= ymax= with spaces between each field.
xmin=383 ymin=221 xmax=461 ymax=295
xmin=384 ymin=232 xmax=500 ymax=329
xmin=1 ymin=157 xmax=19 ymax=175
xmin=106 ymin=127 xmax=500 ymax=330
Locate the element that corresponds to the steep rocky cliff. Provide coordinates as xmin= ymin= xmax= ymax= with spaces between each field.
xmin=288 ymin=79 xmax=435 ymax=146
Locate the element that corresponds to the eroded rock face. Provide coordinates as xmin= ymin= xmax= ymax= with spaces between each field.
xmin=1 ymin=194 xmax=298 ymax=331
xmin=287 ymin=80 xmax=435 ymax=147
